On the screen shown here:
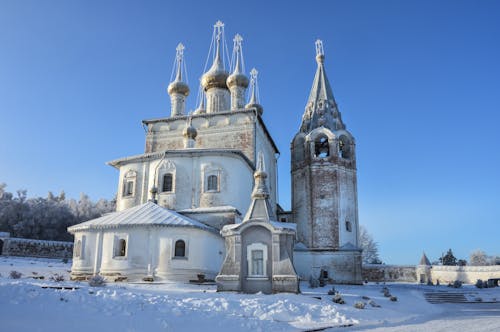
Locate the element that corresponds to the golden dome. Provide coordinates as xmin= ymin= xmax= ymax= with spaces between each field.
xmin=227 ymin=72 xmax=249 ymax=89
xmin=167 ymin=80 xmax=190 ymax=96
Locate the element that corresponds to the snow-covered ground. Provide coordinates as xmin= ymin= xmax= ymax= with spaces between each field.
xmin=0 ymin=256 xmax=499 ymax=331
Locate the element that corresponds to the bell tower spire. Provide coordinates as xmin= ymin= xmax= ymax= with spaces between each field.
xmin=300 ymin=40 xmax=344 ymax=133
xmin=167 ymin=43 xmax=190 ymax=117
xmin=290 ymin=40 xmax=362 ymax=284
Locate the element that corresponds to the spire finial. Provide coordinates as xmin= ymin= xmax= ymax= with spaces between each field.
xmin=249 ymin=68 xmax=259 ymax=103
xmin=245 ymin=67 xmax=263 ymax=114
xmin=257 ymin=151 xmax=265 ymax=172
xmin=232 ymin=34 xmax=244 ymax=74
xmin=315 ymin=39 xmax=325 ymax=64
xmin=174 ymin=43 xmax=185 ymax=81
xmin=214 ymin=20 xmax=224 ymax=62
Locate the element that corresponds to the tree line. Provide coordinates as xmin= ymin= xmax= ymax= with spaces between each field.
xmin=0 ymin=183 xmax=115 ymax=242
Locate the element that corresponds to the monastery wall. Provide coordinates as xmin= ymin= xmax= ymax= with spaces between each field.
xmin=429 ymin=265 xmax=500 ymax=284
xmin=0 ymin=237 xmax=73 ymax=259
xmin=362 ymin=264 xmax=500 ymax=284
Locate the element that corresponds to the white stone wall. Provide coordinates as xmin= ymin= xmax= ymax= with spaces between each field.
xmin=430 ymin=265 xmax=500 ymax=284
xmin=362 ymin=264 xmax=500 ymax=284
xmin=72 ymin=227 xmax=224 ymax=282
xmin=116 ymin=154 xmax=254 ymax=213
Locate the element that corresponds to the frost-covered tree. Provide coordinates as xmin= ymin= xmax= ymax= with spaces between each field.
xmin=470 ymin=249 xmax=488 ymax=266
xmin=0 ymin=183 xmax=115 ymax=241
xmin=359 ymin=226 xmax=381 ymax=264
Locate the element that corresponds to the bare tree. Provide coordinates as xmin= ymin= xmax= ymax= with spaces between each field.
xmin=359 ymin=225 xmax=381 ymax=264
xmin=470 ymin=249 xmax=488 ymax=266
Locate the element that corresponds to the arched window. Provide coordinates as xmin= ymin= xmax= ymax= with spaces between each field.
xmin=206 ymin=174 xmax=219 ymax=192
xmin=345 ymin=221 xmax=352 ymax=232
xmin=162 ymin=173 xmax=173 ymax=192
xmin=314 ymin=135 xmax=329 ymax=158
xmin=174 ymin=240 xmax=185 ymax=257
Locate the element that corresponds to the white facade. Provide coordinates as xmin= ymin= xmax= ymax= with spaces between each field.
xmin=69 ymin=202 xmax=224 ymax=281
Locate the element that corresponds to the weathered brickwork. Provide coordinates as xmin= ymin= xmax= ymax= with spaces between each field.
xmin=362 ymin=265 xmax=417 ymax=282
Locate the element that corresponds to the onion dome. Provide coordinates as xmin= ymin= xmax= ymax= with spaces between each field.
xmin=182 ymin=117 xmax=197 ymax=140
xmin=245 ymin=68 xmax=263 ymax=115
xmin=168 ymin=80 xmax=189 ymax=96
xmin=201 ymin=24 xmax=228 ymax=91
xmin=227 ymin=34 xmax=249 ymax=89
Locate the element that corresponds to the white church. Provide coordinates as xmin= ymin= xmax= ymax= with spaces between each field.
xmin=68 ymin=21 xmax=362 ymax=292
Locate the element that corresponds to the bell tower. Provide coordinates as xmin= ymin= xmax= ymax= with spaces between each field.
xmin=291 ymin=40 xmax=362 ymax=284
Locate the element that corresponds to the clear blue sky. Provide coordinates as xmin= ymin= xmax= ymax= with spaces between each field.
xmin=1 ymin=0 xmax=499 ymax=264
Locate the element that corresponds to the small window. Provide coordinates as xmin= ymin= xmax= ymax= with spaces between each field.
xmin=280 ymin=217 xmax=287 ymax=222
xmin=125 ymin=181 xmax=134 ymax=196
xmin=174 ymin=240 xmax=185 ymax=257
xmin=162 ymin=173 xmax=173 ymax=192
xmin=251 ymin=250 xmax=264 ymax=276
xmin=346 ymin=221 xmax=352 ymax=232
xmin=206 ymin=174 xmax=218 ymax=192
xmin=314 ymin=136 xmax=329 ymax=158
xmin=247 ymin=243 xmax=268 ymax=278
xmin=115 ymin=239 xmax=126 ymax=257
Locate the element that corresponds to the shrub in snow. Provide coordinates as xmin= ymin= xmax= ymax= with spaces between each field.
xmin=62 ymin=257 xmax=69 ymax=264
xmin=88 ymin=275 xmax=106 ymax=287
xmin=9 ymin=270 xmax=22 ymax=279
xmin=354 ymin=301 xmax=365 ymax=309
xmin=475 ymin=279 xmax=484 ymax=288
xmin=453 ymin=280 xmax=462 ymax=288
xmin=50 ymin=274 xmax=65 ymax=282
xmin=390 ymin=296 xmax=398 ymax=302
xmin=327 ymin=286 xmax=336 ymax=295
xmin=369 ymin=300 xmax=381 ymax=308
xmin=362 ymin=295 xmax=370 ymax=300
xmin=332 ymin=293 xmax=345 ymax=304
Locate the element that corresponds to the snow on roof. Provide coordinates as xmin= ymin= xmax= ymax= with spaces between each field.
xmin=68 ymin=202 xmax=217 ymax=233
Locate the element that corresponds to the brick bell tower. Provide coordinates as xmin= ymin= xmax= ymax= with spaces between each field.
xmin=291 ymin=40 xmax=362 ymax=284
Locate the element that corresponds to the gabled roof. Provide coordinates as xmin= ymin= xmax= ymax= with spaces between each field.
xmin=68 ymin=202 xmax=217 ymax=233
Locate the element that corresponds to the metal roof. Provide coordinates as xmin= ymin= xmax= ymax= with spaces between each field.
xmin=68 ymin=201 xmax=216 ymax=233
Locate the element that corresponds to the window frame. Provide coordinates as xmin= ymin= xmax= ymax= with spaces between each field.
xmin=113 ymin=235 xmax=128 ymax=259
xmin=173 ymin=239 xmax=186 ymax=258
xmin=246 ymin=242 xmax=268 ymax=279
xmin=122 ymin=170 xmax=137 ymax=198
xmin=162 ymin=173 xmax=174 ymax=193
xmin=206 ymin=174 xmax=219 ymax=192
